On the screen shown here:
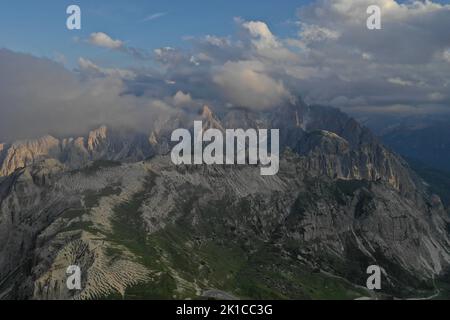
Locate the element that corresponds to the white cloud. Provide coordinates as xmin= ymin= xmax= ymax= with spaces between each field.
xmin=154 ymin=47 xmax=185 ymax=65
xmin=388 ymin=77 xmax=415 ymax=87
xmin=239 ymin=19 xmax=298 ymax=61
xmin=428 ymin=92 xmax=445 ymax=102
xmin=443 ymin=50 xmax=450 ymax=63
xmin=297 ymin=0 xmax=450 ymax=64
xmin=173 ymin=91 xmax=193 ymax=106
xmin=213 ymin=60 xmax=292 ymax=110
xmin=88 ymin=32 xmax=150 ymax=60
xmin=286 ymin=0 xmax=450 ymax=113
xmin=139 ymin=4 xmax=450 ymax=115
xmin=129 ymin=3 xmax=450 ymax=116
xmin=78 ymin=58 xmax=136 ymax=79
xmin=298 ymin=23 xmax=340 ymax=42
xmin=142 ymin=12 xmax=167 ymax=22
xmin=89 ymin=32 xmax=123 ymax=49
xmin=0 ymin=49 xmax=173 ymax=141
xmin=241 ymin=20 xmax=279 ymax=49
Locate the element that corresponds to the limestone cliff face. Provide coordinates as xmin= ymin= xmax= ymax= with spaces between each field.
xmin=0 ymin=143 xmax=6 ymax=172
xmin=0 ymin=127 xmax=155 ymax=177
xmin=60 ymin=137 xmax=90 ymax=168
xmin=0 ymin=160 xmax=69 ymax=299
xmin=87 ymin=126 xmax=108 ymax=153
xmin=294 ymin=130 xmax=417 ymax=197
xmin=0 ymin=136 xmax=61 ymax=177
xmin=201 ymin=105 xmax=224 ymax=131
xmin=218 ymin=103 xmax=419 ymax=197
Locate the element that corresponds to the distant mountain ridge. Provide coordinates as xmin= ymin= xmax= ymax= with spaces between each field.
xmin=361 ymin=114 xmax=450 ymax=173
xmin=0 ymin=102 xmax=419 ymax=196
xmin=0 ymin=126 xmax=155 ymax=177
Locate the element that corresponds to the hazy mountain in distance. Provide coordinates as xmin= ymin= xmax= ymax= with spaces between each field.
xmin=360 ymin=114 xmax=450 ymax=173
xmin=404 ymin=157 xmax=450 ymax=206
xmin=359 ymin=114 xmax=450 ymax=206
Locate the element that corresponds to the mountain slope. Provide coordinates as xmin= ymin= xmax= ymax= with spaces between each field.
xmin=0 ymin=102 xmax=449 ymax=300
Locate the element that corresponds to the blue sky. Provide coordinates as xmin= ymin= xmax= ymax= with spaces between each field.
xmin=0 ymin=0 xmax=313 ymax=67
xmin=1 ymin=0 xmax=449 ymax=68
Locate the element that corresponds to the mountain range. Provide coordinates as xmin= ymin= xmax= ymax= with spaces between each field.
xmin=0 ymin=101 xmax=449 ymax=300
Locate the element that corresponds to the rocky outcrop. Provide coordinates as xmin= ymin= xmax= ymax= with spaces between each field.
xmin=0 ymin=127 xmax=155 ymax=178
xmin=217 ymin=102 xmax=419 ymax=197
xmin=201 ymin=105 xmax=224 ymax=131
xmin=0 ymin=136 xmax=61 ymax=177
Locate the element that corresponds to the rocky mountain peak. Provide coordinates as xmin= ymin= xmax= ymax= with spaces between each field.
xmin=201 ymin=105 xmax=213 ymax=119
xmin=149 ymin=131 xmax=158 ymax=146
xmin=0 ymin=135 xmax=61 ymax=177
xmin=297 ymin=130 xmax=350 ymax=155
xmin=200 ymin=105 xmax=223 ymax=131
xmin=87 ymin=126 xmax=108 ymax=152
